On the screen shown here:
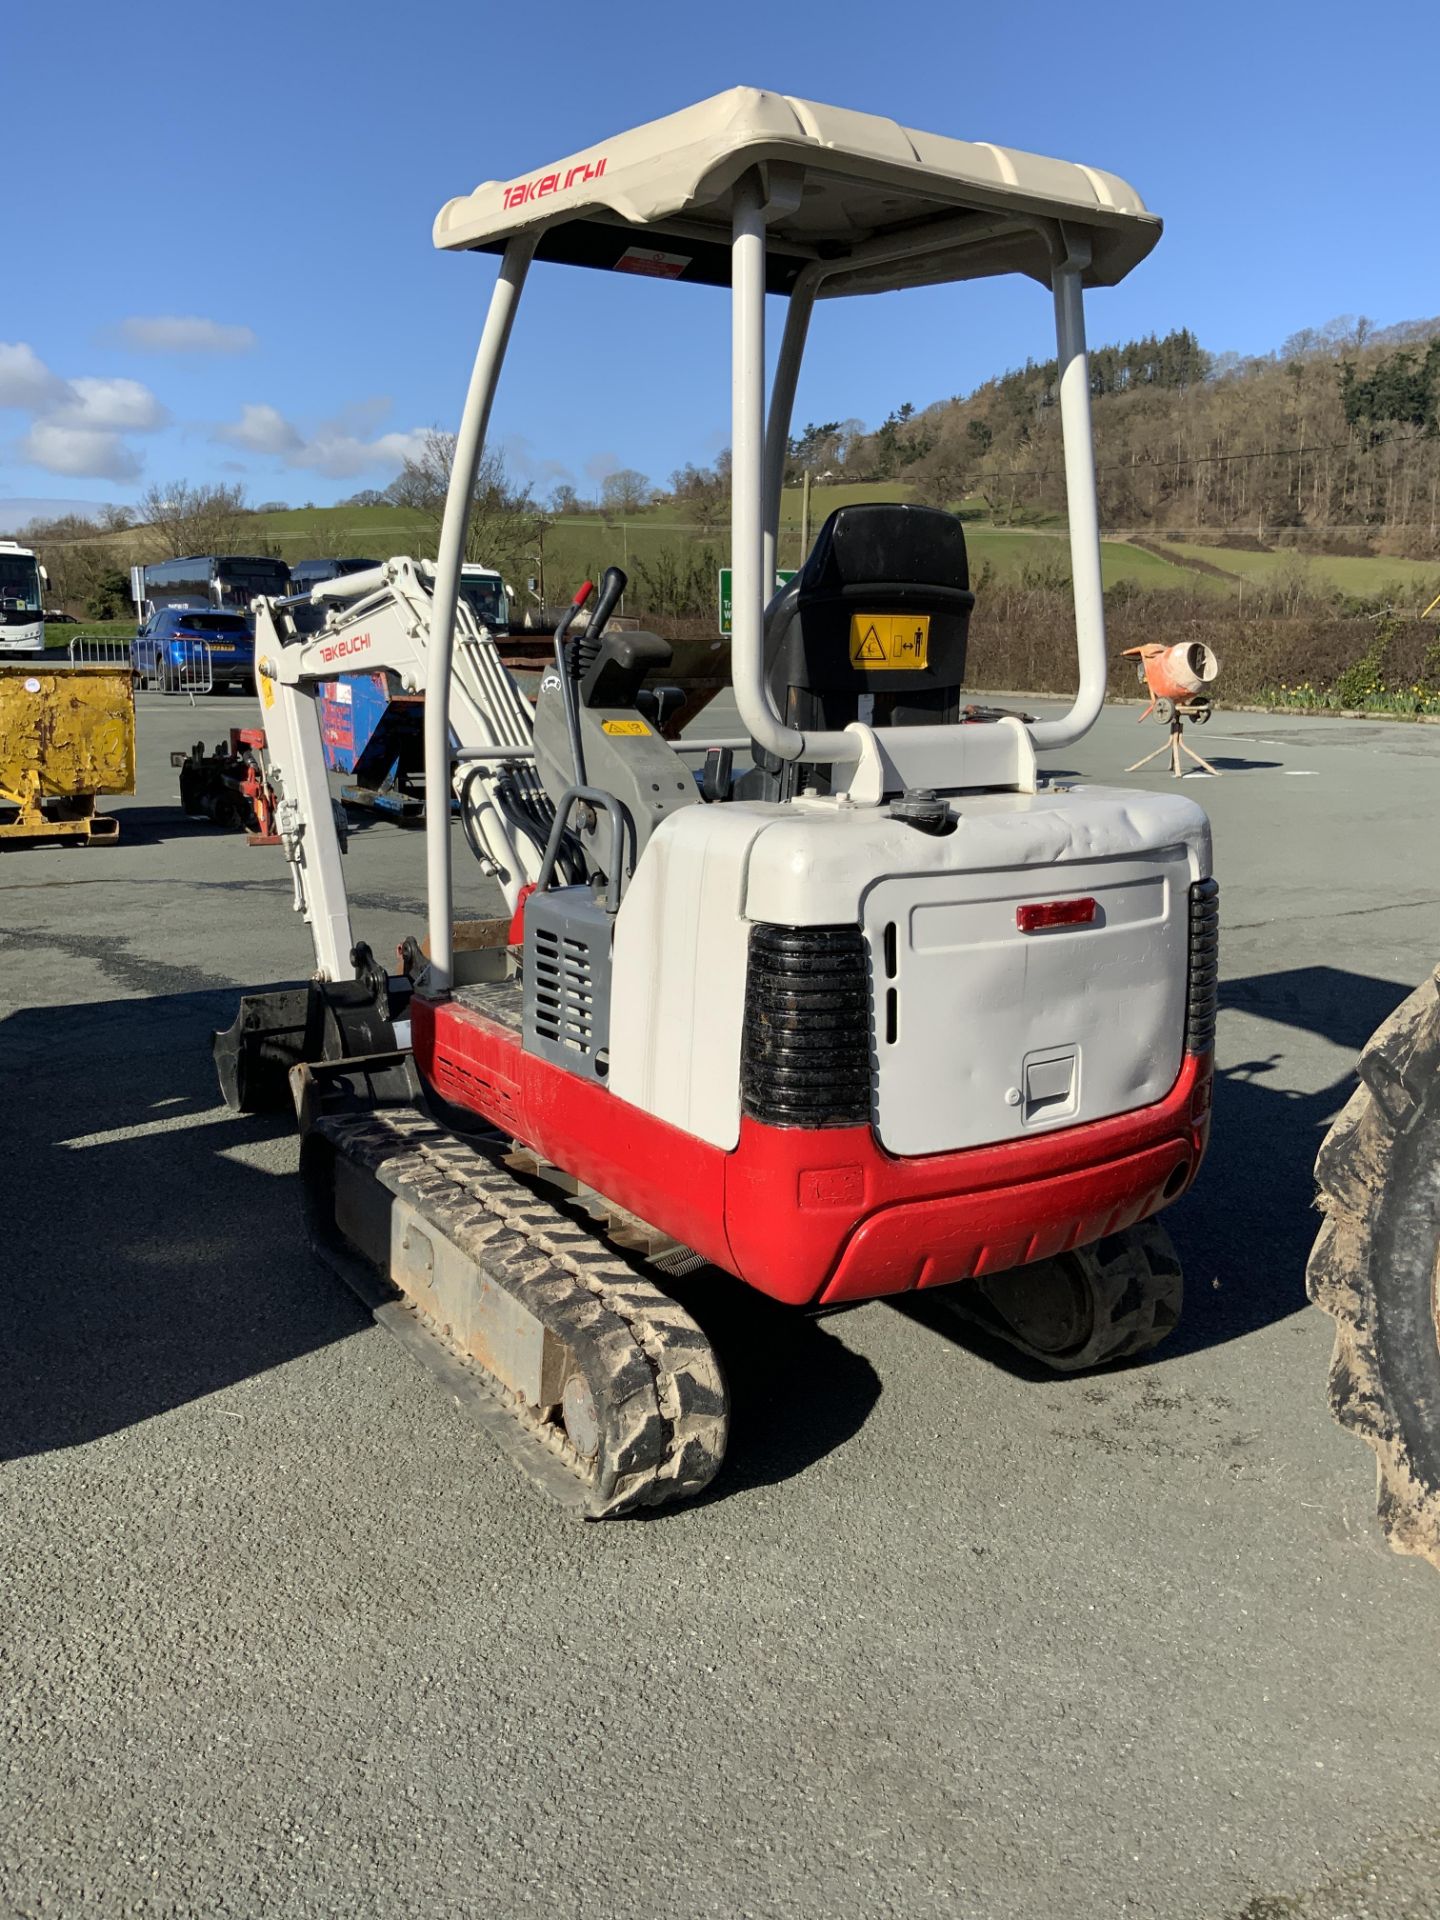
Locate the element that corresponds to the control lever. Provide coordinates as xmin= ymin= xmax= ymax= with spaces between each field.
xmin=635 ymin=684 xmax=685 ymax=730
xmin=582 ymin=566 xmax=628 ymax=649
xmin=553 ymin=579 xmax=594 ymax=788
xmin=700 ymin=746 xmax=734 ymax=803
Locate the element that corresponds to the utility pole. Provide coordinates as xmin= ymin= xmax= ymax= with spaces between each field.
xmin=800 ymin=469 xmax=811 ymax=563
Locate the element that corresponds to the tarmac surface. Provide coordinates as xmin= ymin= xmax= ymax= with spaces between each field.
xmin=4 ymin=683 xmax=1439 ymax=1920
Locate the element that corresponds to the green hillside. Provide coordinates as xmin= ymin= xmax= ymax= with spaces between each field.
xmin=1158 ymin=540 xmax=1440 ymax=598
xmin=247 ymin=487 xmax=1230 ymax=598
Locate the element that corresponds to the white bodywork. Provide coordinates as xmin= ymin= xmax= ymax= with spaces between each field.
xmin=419 ymin=89 xmax=1166 ymax=989
xmin=248 ymin=92 xmax=1215 ymax=1183
xmin=251 ymin=556 xmax=543 ymax=981
xmin=434 ymin=87 xmax=1159 ymax=294
xmin=609 ymin=790 xmax=1209 ymax=1155
xmin=0 ymin=542 xmax=46 ymax=654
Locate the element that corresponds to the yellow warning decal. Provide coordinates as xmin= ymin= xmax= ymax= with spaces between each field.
xmin=259 ymin=671 xmax=275 ymax=710
xmin=849 ymin=613 xmax=930 ymax=671
xmin=601 ymin=718 xmax=651 ymax=736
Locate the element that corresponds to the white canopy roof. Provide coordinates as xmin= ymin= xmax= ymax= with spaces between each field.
xmin=434 ymin=87 xmax=1160 ymax=296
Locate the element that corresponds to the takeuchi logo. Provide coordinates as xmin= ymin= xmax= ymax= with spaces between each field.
xmin=503 ymin=157 xmax=607 ymax=211
xmin=319 ymin=633 xmax=372 ymax=663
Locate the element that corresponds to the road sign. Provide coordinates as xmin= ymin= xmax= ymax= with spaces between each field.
xmin=718 ymin=567 xmax=796 ymax=636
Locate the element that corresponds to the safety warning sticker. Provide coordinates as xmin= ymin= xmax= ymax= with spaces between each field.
xmin=601 ymin=718 xmax=651 ymax=735
xmin=848 ymin=613 xmax=930 ymax=670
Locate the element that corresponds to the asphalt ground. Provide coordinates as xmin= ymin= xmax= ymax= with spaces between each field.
xmin=3 ymin=683 xmax=1439 ymax=1920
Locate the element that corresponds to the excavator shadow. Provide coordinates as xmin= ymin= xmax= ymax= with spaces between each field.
xmin=5 ymin=966 xmax=1409 ymax=1480
xmin=0 ymin=984 xmax=367 ymax=1462
xmin=0 ymin=983 xmax=881 ymax=1498
xmin=893 ymin=965 xmax=1418 ymax=1376
xmin=656 ymin=1273 xmax=883 ymax=1507
xmin=102 ymin=804 xmax=229 ymax=848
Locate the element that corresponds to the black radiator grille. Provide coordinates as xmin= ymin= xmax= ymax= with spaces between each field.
xmin=741 ymin=924 xmax=872 ymax=1128
xmin=1186 ymin=878 xmax=1220 ymax=1053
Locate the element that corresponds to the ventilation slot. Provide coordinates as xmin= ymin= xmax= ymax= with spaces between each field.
xmin=532 ymin=928 xmax=596 ymax=1055
xmin=521 ymin=889 xmax=613 ymax=1082
xmin=741 ymin=923 xmax=871 ymax=1129
xmin=1185 ymin=879 xmax=1220 ymax=1053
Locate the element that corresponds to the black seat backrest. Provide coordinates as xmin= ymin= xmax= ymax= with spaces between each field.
xmin=743 ymin=502 xmax=975 ymax=799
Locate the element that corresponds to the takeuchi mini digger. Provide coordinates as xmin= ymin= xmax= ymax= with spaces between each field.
xmin=216 ymin=90 xmax=1217 ymax=1515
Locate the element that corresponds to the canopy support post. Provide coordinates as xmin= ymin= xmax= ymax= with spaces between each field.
xmin=731 ymin=181 xmax=805 ymax=765
xmin=1029 ymin=230 xmax=1108 ymax=752
xmin=762 ymin=266 xmax=822 ymax=588
xmin=424 ymin=233 xmax=536 ymax=994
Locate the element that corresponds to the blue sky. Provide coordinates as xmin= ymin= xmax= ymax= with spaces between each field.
xmin=5 ymin=0 xmax=1436 ymax=524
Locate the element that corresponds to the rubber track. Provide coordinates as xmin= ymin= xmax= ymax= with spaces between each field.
xmin=952 ymin=1219 xmax=1184 ymax=1371
xmin=1307 ymin=968 xmax=1440 ymax=1569
xmin=307 ymin=1107 xmax=728 ymax=1518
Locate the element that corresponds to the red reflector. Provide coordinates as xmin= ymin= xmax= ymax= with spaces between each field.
xmin=1016 ymin=897 xmax=1097 ymax=932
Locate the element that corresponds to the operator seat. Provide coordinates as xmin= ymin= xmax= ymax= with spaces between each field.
xmin=739 ymin=502 xmax=975 ymax=801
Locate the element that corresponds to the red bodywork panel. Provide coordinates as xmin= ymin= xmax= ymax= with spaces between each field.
xmin=413 ymin=993 xmax=1212 ymax=1310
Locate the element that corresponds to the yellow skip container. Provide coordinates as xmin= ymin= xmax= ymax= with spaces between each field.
xmin=0 ymin=663 xmax=136 ymax=844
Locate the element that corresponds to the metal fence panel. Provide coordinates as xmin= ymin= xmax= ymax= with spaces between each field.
xmin=155 ymin=641 xmax=213 ymax=696
xmin=68 ymin=637 xmax=136 ymax=669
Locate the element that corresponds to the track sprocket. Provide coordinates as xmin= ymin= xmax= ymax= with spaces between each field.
xmin=940 ymin=1218 xmax=1184 ymax=1371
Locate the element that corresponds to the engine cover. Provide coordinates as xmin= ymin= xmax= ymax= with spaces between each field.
xmin=607 ymin=785 xmax=1210 ymax=1156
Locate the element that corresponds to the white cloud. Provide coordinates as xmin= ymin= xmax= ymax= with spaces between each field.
xmin=290 ymin=427 xmax=429 ymax=479
xmin=216 ymin=403 xmax=302 ymax=456
xmin=501 ymin=433 xmax=575 ymax=494
xmin=0 ymin=342 xmax=69 ymax=413
xmin=3 ymin=345 xmax=165 ymax=478
xmin=118 ymin=315 xmax=256 ymax=354
xmin=53 ymin=376 xmax=168 ymax=432
xmin=213 ymin=403 xmax=427 ymax=478
xmin=19 ymin=421 xmax=142 ymax=481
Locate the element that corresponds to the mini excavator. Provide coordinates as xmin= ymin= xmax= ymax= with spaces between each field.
xmin=216 ymin=90 xmax=1217 ymax=1514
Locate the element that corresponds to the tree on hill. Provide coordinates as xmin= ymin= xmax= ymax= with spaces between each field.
xmin=136 ymin=480 xmax=250 ymax=557
xmin=826 ymin=315 xmax=1440 ymax=551
xmin=600 ymin=469 xmax=652 ymax=517
xmin=1340 ymin=337 xmax=1440 ymax=438
xmin=669 ymin=461 xmax=726 ymax=534
xmin=386 ymin=428 xmax=540 ymax=576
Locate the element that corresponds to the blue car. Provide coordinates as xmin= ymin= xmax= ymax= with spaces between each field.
xmin=131 ymin=605 xmax=255 ymax=693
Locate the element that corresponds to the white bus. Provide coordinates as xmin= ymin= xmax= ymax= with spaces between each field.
xmin=0 ymin=541 xmax=47 ymax=654
xmin=458 ymin=562 xmax=509 ymax=633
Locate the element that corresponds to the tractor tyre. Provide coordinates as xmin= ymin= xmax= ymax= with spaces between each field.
xmin=943 ymin=1218 xmax=1184 ymax=1372
xmin=1307 ymin=968 xmax=1440 ymax=1570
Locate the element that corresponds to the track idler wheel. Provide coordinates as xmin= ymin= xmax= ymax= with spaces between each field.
xmin=1308 ymin=968 xmax=1440 ymax=1570
xmin=942 ymin=1219 xmax=1184 ymax=1371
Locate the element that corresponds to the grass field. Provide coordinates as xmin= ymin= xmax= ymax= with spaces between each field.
xmin=245 ymin=492 xmax=1228 ymax=597
xmin=1153 ymin=539 xmax=1440 ymax=600
xmin=43 ymin=621 xmax=133 ymax=652
xmin=45 ymin=485 xmax=1437 ymax=616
